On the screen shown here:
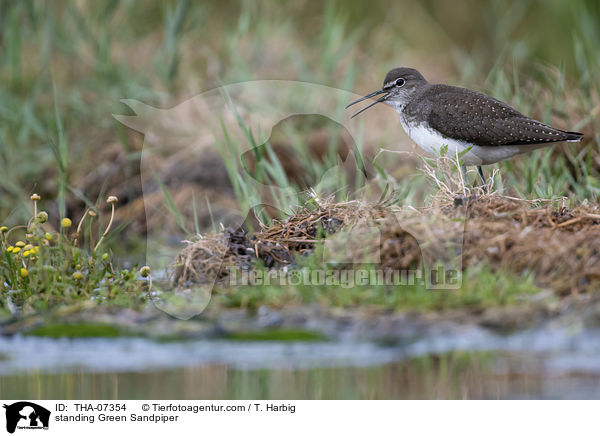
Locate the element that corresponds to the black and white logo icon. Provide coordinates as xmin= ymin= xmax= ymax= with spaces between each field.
xmin=3 ymin=402 xmax=50 ymax=434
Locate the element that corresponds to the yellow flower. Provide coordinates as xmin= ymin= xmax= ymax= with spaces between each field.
xmin=45 ymin=232 xmax=53 ymax=241
xmin=20 ymin=268 xmax=28 ymax=278
xmin=23 ymin=250 xmax=31 ymax=258
xmin=73 ymin=271 xmax=84 ymax=280
xmin=6 ymin=246 xmax=14 ymax=253
xmin=0 ymin=226 xmax=7 ymax=233
xmin=61 ymin=218 xmax=72 ymax=228
xmin=140 ymin=266 xmax=151 ymax=277
xmin=34 ymin=246 xmax=40 ymax=253
xmin=24 ymin=244 xmax=33 ymax=251
xmin=15 ymin=241 xmax=25 ymax=247
xmin=102 ymin=253 xmax=109 ymax=261
xmin=12 ymin=247 xmax=21 ymax=253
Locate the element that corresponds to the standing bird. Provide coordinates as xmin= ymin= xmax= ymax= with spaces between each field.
xmin=346 ymin=67 xmax=583 ymax=184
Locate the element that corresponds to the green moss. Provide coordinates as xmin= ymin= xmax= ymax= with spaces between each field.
xmin=25 ymin=323 xmax=126 ymax=339
xmin=225 ymin=329 xmax=327 ymax=342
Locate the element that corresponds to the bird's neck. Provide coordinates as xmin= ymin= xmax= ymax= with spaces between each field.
xmin=385 ymin=99 xmax=407 ymax=114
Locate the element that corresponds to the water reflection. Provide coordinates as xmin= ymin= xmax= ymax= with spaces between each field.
xmin=2 ymin=352 xmax=600 ymax=399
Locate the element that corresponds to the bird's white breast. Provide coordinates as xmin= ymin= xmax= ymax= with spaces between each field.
xmin=398 ymin=118 xmax=483 ymax=165
xmin=397 ymin=116 xmax=530 ymax=166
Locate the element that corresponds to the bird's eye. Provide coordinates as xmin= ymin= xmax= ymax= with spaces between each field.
xmin=395 ymin=78 xmax=405 ymax=87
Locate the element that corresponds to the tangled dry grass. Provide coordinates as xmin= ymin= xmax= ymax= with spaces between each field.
xmin=171 ymin=199 xmax=386 ymax=287
xmin=461 ymin=195 xmax=600 ymax=294
xmin=171 ymin=151 xmax=600 ymax=295
xmin=171 ymin=189 xmax=600 ymax=295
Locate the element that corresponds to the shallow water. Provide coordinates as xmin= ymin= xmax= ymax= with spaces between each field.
xmin=1 ymin=326 xmax=600 ymax=399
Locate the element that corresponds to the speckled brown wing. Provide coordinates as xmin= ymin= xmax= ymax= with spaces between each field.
xmin=411 ymin=85 xmax=580 ymax=146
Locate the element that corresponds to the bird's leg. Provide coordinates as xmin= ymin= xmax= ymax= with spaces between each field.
xmin=477 ymin=166 xmax=488 ymax=192
xmin=477 ymin=166 xmax=486 ymax=184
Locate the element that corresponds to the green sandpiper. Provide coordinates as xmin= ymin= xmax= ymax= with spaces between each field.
xmin=346 ymin=67 xmax=584 ymax=183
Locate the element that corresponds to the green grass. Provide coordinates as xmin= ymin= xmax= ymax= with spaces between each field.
xmin=213 ymin=264 xmax=541 ymax=313
xmin=1 ymin=1 xmax=598 ymax=225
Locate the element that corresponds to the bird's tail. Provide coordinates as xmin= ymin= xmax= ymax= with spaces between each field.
xmin=563 ymin=130 xmax=584 ymax=142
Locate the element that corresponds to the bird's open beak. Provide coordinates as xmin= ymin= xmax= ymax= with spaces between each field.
xmin=345 ymin=89 xmax=388 ymax=118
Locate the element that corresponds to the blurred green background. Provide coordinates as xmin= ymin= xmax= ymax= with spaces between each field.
xmin=1 ymin=0 xmax=599 ymax=228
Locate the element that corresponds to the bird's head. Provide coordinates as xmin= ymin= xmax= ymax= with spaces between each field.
xmin=346 ymin=67 xmax=428 ymax=117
